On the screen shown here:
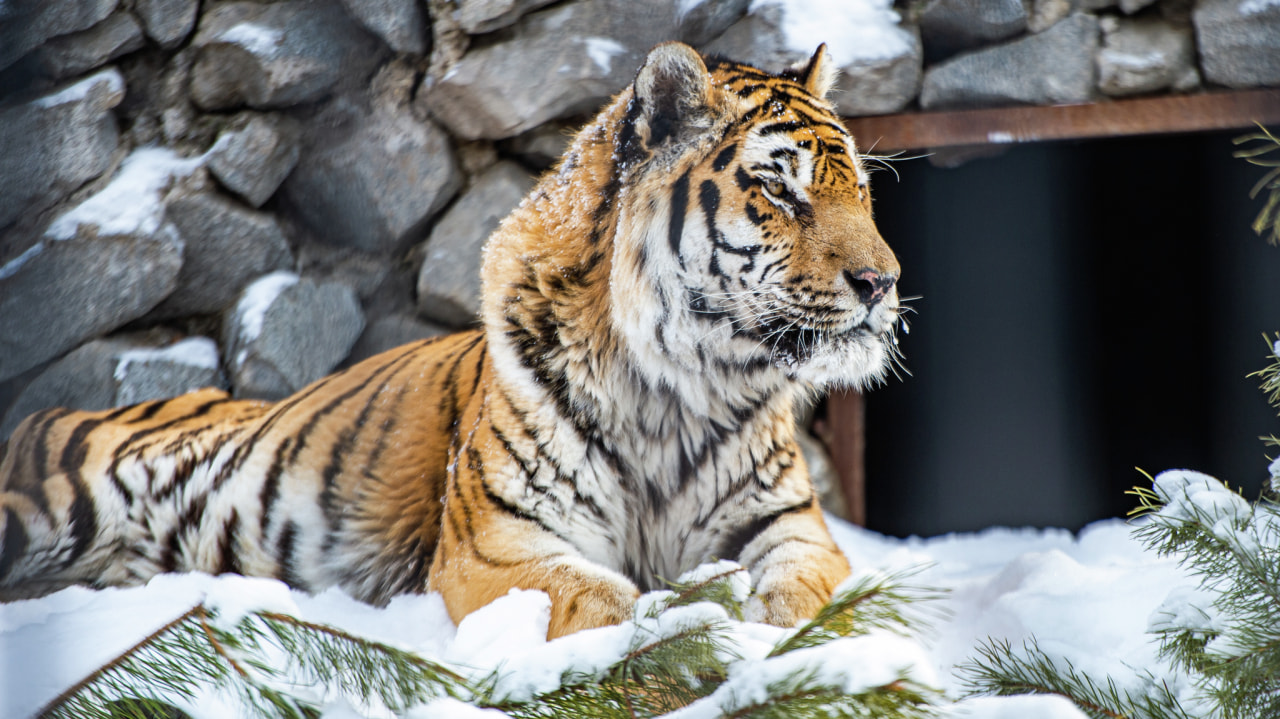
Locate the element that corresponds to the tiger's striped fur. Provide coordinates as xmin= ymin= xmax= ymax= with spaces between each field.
xmin=0 ymin=42 xmax=901 ymax=638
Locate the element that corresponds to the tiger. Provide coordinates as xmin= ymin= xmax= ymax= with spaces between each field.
xmin=0 ymin=41 xmax=901 ymax=638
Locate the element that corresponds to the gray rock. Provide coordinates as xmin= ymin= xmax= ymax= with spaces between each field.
xmin=420 ymin=0 xmax=685 ymax=140
xmin=454 ymin=0 xmax=559 ymax=34
xmin=206 ymin=112 xmax=301 ymax=207
xmin=0 ymin=225 xmax=186 ymax=383
xmin=677 ymin=0 xmax=750 ymax=46
xmin=700 ymin=4 xmax=798 ymax=74
xmin=339 ymin=0 xmax=427 ymax=53
xmin=113 ymin=336 xmax=225 ymax=405
xmin=223 ymin=273 xmax=365 ymax=399
xmin=344 ymin=313 xmax=450 ymax=366
xmin=35 ymin=12 xmax=145 ymax=80
xmin=135 ymin=0 xmax=199 ymax=48
xmin=1027 ymin=0 xmax=1076 ymax=33
xmin=0 ymin=0 xmax=117 ymax=72
xmin=416 ymin=161 xmax=535 ymax=326
xmin=501 ymin=122 xmax=575 ymax=169
xmin=702 ymin=4 xmax=921 ymax=116
xmin=1120 ymin=0 xmax=1158 ymax=13
xmin=0 ymin=335 xmax=223 ymax=439
xmin=153 ymin=191 xmax=294 ymax=317
xmin=920 ymin=13 xmax=1100 ymax=110
xmin=0 ymin=68 xmax=124 ymax=230
xmin=1098 ymin=15 xmax=1198 ymax=97
xmin=1193 ymin=0 xmax=1280 ymax=89
xmin=916 ymin=0 xmax=1027 ymax=58
xmin=189 ymin=0 xmax=382 ymax=111
xmin=0 ymin=338 xmax=128 ymax=439
xmin=283 ymin=98 xmax=461 ymax=254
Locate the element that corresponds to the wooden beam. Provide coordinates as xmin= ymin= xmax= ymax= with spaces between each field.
xmin=824 ymin=390 xmax=867 ymax=526
xmin=843 ymin=88 xmax=1280 ymax=152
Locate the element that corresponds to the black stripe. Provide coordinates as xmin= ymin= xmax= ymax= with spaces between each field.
xmin=128 ymin=398 xmax=171 ymax=423
xmin=717 ymin=500 xmax=812 ymax=562
xmin=58 ymin=418 xmax=107 ymax=565
xmin=218 ymin=509 xmax=242 ymax=575
xmin=759 ymin=121 xmax=803 ymax=136
xmin=276 ymin=520 xmax=308 ymax=589
xmin=669 ymin=171 xmax=690 ymax=263
xmin=0 ymin=506 xmax=29 ymax=583
xmin=712 ymin=143 xmax=737 ymax=172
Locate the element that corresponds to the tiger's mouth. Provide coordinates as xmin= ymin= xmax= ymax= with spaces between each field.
xmin=758 ymin=315 xmax=888 ymax=369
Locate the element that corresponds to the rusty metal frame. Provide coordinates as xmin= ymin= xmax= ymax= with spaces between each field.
xmin=844 ymin=88 xmax=1280 ymax=152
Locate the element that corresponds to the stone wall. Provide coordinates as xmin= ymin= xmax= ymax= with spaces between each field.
xmin=0 ymin=0 xmax=1276 ymax=471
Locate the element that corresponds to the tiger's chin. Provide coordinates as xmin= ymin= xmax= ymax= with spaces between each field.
xmin=775 ymin=326 xmax=894 ymax=390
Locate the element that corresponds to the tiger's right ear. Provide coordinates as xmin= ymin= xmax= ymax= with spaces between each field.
xmin=634 ymin=42 xmax=713 ymax=147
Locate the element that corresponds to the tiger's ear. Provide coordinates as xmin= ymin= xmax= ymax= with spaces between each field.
xmin=634 ymin=42 xmax=713 ymax=147
xmin=797 ymin=44 xmax=837 ymax=99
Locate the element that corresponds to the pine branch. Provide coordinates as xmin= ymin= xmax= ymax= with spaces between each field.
xmin=957 ymin=638 xmax=1191 ymax=719
xmin=1234 ymin=125 xmax=1280 ymax=246
xmin=769 ymin=568 xmax=941 ymax=657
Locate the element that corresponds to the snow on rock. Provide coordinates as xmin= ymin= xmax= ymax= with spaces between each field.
xmin=46 ymin=146 xmax=205 ymax=241
xmin=33 ymin=66 xmax=127 ymax=109
xmin=114 ymin=336 xmax=220 ymax=381
xmin=233 ymin=270 xmax=300 ymax=349
xmin=755 ymin=0 xmax=910 ymax=64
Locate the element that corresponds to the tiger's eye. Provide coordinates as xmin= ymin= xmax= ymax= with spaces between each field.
xmin=763 ymin=180 xmax=787 ymax=198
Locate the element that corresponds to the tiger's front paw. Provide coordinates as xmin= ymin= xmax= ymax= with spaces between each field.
xmin=544 ymin=556 xmax=640 ymax=638
xmin=745 ymin=580 xmax=830 ymax=628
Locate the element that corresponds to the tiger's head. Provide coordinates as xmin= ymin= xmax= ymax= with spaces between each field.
xmin=608 ymin=42 xmax=902 ymax=393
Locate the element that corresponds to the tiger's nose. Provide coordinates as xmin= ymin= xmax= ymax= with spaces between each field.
xmin=843 ymin=268 xmax=896 ymax=306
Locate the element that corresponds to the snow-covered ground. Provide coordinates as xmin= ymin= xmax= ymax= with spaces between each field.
xmin=0 ymin=495 xmax=1201 ymax=719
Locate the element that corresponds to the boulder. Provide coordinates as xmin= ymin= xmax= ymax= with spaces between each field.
xmin=283 ymin=97 xmax=461 ymax=254
xmin=189 ymin=0 xmax=383 ymax=111
xmin=677 ymin=0 xmax=750 ymax=46
xmin=338 ymin=0 xmax=428 ymax=53
xmin=1193 ymin=0 xmax=1280 ymax=89
xmin=344 ymin=313 xmax=450 ymax=366
xmin=453 ymin=0 xmax=559 ymax=34
xmin=416 ymin=161 xmax=535 ymax=326
xmin=135 ymin=0 xmax=199 ymax=48
xmin=35 ymin=12 xmax=145 ymax=80
xmin=0 ymin=335 xmax=223 ymax=439
xmin=701 ymin=1 xmax=921 ymax=116
xmin=153 ymin=190 xmax=294 ymax=317
xmin=420 ymin=0 xmax=687 ymax=140
xmin=0 ymin=0 xmax=118 ymax=72
xmin=0 ymin=68 xmax=124 ymax=230
xmin=915 ymin=0 xmax=1027 ymax=59
xmin=920 ymin=13 xmax=1100 ymax=110
xmin=206 ymin=112 xmax=301 ymax=207
xmin=223 ymin=272 xmax=365 ymax=399
xmin=0 ymin=147 xmax=199 ymax=382
xmin=1027 ymin=0 xmax=1076 ymax=33
xmin=501 ymin=122 xmax=576 ymax=169
xmin=1098 ymin=15 xmax=1199 ymax=97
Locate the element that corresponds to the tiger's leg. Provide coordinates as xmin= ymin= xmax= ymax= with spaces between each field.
xmin=426 ymin=440 xmax=639 ymax=639
xmin=737 ymin=498 xmax=852 ymax=628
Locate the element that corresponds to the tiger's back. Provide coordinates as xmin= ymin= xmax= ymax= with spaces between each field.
xmin=0 ymin=331 xmax=484 ymax=603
